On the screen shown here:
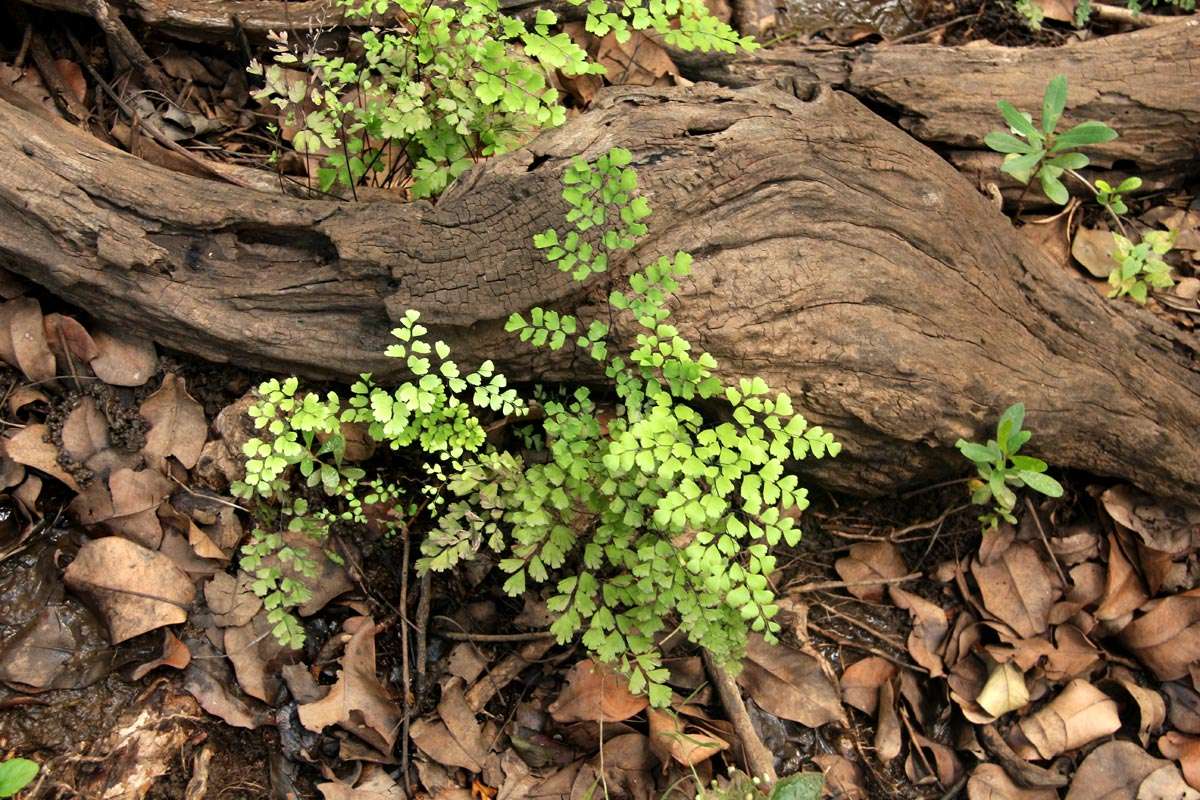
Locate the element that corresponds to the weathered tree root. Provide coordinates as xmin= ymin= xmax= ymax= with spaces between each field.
xmin=1 ymin=81 xmax=1197 ymax=500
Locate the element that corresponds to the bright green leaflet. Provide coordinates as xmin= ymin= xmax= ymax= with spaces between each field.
xmin=0 ymin=759 xmax=39 ymax=799
xmin=251 ymin=0 xmax=756 ymax=198
xmin=956 ymin=403 xmax=1063 ymax=529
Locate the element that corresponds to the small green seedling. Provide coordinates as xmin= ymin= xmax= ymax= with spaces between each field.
xmin=694 ymin=771 xmax=823 ymax=800
xmin=0 ymin=758 xmax=39 ymax=798
xmin=1108 ymin=229 xmax=1176 ymax=303
xmin=1094 ymin=176 xmax=1141 ymax=216
xmin=956 ymin=403 xmax=1063 ymax=529
xmin=984 ymin=74 xmax=1117 ymax=205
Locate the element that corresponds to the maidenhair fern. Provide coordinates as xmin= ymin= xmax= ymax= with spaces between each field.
xmin=234 ymin=149 xmax=838 ymax=704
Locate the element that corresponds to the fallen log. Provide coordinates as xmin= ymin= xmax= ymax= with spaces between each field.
xmin=1 ymin=82 xmax=1197 ymax=500
xmin=688 ymin=17 xmax=1200 ymax=181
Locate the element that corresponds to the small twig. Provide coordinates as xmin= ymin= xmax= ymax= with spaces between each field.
xmin=899 ymin=477 xmax=969 ymax=498
xmin=1024 ymin=496 xmax=1068 ymax=586
xmin=414 ymin=570 xmax=432 ymax=701
xmin=886 ymin=13 xmax=976 ymax=45
xmin=28 ymin=32 xmax=89 ymax=124
xmin=787 ymin=572 xmax=921 ymax=594
xmin=814 ymin=598 xmax=908 ymax=651
xmin=15 ymin=25 xmax=33 ymax=69
xmin=808 ymin=621 xmax=928 ymax=673
xmin=702 ymin=648 xmax=777 ymax=785
xmin=166 ymin=472 xmax=248 ymax=512
xmin=84 ymin=0 xmax=172 ymax=96
xmin=64 ymin=30 xmax=253 ymax=190
xmin=899 ymin=706 xmax=941 ymax=789
xmin=890 ymin=504 xmax=971 ymax=540
xmin=432 ymin=627 xmax=556 ymax=643
xmin=1090 ymin=3 xmax=1178 ymax=26
xmin=399 ymin=525 xmax=413 ymax=797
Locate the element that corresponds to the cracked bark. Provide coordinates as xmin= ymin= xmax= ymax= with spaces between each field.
xmin=0 ymin=82 xmax=1196 ymax=501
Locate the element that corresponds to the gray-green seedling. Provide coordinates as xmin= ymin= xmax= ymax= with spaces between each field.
xmin=957 ymin=403 xmax=1063 ymax=529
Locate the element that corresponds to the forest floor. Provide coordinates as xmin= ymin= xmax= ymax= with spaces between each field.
xmin=0 ymin=1 xmax=1198 ymax=799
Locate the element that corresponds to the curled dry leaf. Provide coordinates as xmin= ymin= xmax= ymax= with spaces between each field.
xmin=1164 ymin=682 xmax=1200 ymax=735
xmin=1096 ymin=533 xmax=1149 ymax=626
xmin=876 ymin=677 xmax=903 ymax=762
xmin=1042 ymin=625 xmax=1101 ymax=682
xmin=4 ymin=297 xmax=56 ymax=383
xmin=1102 ymin=485 xmax=1200 ymax=556
xmin=1159 ymin=732 xmax=1200 ymax=792
xmin=298 ymin=618 xmax=402 ymax=753
xmin=968 ymin=763 xmax=1059 ymax=800
xmin=905 ymin=730 xmax=964 ymax=788
xmin=1012 ymin=679 xmax=1121 ymax=760
xmin=130 ymin=629 xmax=191 ymax=681
xmin=3 ymin=424 xmax=80 ymax=491
xmin=447 ymin=643 xmax=489 ymax=684
xmin=183 ymin=636 xmax=262 ymax=729
xmin=89 ymin=327 xmax=157 ymax=387
xmin=140 ymin=373 xmax=208 ymax=469
xmin=1065 ymin=740 xmax=1198 ymax=800
xmin=977 ymin=660 xmax=1030 ymax=718
xmin=317 ymin=764 xmax=406 ymax=800
xmin=647 ymin=707 xmax=728 ymax=766
xmin=225 ymin=609 xmax=298 ymax=703
xmin=973 ymin=542 xmax=1059 ymax=639
xmin=1119 ymin=589 xmax=1200 ymax=681
xmin=737 ymin=633 xmax=847 ymax=728
xmin=63 ymin=536 xmax=195 ymax=643
xmin=43 ymin=312 xmax=99 ymax=364
xmin=814 ymin=753 xmax=868 ymax=800
xmin=891 ymin=586 xmax=950 ymax=677
xmin=841 ymin=656 xmax=897 ymax=715
xmin=548 ymin=660 xmax=649 ymax=723
xmin=834 ymin=541 xmax=908 ymax=602
xmin=1050 ymin=523 xmax=1102 ymax=566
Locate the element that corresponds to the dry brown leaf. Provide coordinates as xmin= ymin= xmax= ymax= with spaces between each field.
xmin=977 ymin=660 xmax=1030 ymax=718
xmin=89 ymin=327 xmax=157 ymax=387
xmin=1102 ymin=485 xmax=1200 ymax=556
xmin=1050 ymin=523 xmax=1103 ymax=566
xmin=225 ymin=609 xmax=297 ymax=703
xmin=1018 ymin=211 xmax=1070 ymax=272
xmin=841 ymin=656 xmax=896 ymax=714
xmin=1160 ymin=732 xmax=1200 ymax=793
xmin=1097 ymin=533 xmax=1149 ymax=626
xmin=1164 ymin=682 xmax=1200 ymax=736
xmin=834 ymin=541 xmax=908 ymax=602
xmin=63 ymin=536 xmax=195 ymax=643
xmin=1042 ymin=625 xmax=1101 ymax=682
xmin=1120 ymin=589 xmax=1200 ymax=681
xmin=131 ymin=629 xmax=192 ymax=681
xmin=876 ymin=677 xmax=903 ymax=762
xmin=1050 ymin=563 xmax=1106 ymax=626
xmin=141 ymin=373 xmax=208 ymax=469
xmin=1013 ymin=679 xmax=1121 ymax=760
xmin=61 ymin=397 xmax=110 ymax=463
xmin=1109 ymin=677 xmax=1165 ymax=746
xmin=298 ymin=618 xmax=402 ymax=752
xmin=4 ymin=297 xmax=56 ymax=383
xmin=647 ymin=707 xmax=727 ymax=766
xmin=3 ymin=424 xmax=80 ymax=491
xmin=905 ymin=730 xmax=963 ymax=788
xmin=447 ymin=642 xmax=489 ymax=684
xmin=1071 ymin=226 xmax=1119 ymax=279
xmin=317 ymin=764 xmax=406 ymax=799
xmin=950 ymin=655 xmax=996 ymax=724
xmin=973 ymin=542 xmax=1059 ymax=638
xmin=968 ymin=763 xmax=1059 ymax=800
xmin=548 ymin=659 xmax=648 ymax=723
xmin=204 ymin=572 xmax=262 ymax=628
xmin=593 ymin=30 xmax=678 ymax=87
xmin=814 ymin=753 xmax=867 ymax=800
xmin=1066 ymin=741 xmax=1196 ymax=800
xmin=7 ymin=386 xmax=47 ymax=418
xmin=737 ymin=633 xmax=847 ymax=728
xmin=411 ymin=678 xmax=489 ymax=772
xmin=42 ymin=312 xmax=99 ymax=364
xmin=183 ymin=636 xmax=262 ymax=729
xmin=890 ymin=586 xmax=950 ymax=677
xmin=0 ymin=606 xmax=113 ymax=692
